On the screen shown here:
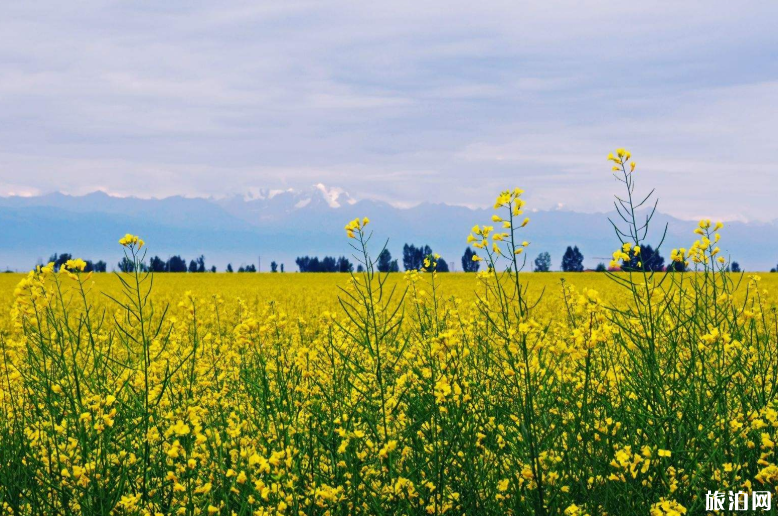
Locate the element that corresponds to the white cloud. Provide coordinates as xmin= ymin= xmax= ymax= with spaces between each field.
xmin=0 ymin=1 xmax=776 ymax=219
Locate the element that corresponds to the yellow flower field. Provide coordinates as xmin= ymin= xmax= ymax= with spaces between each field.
xmin=2 ymin=151 xmax=778 ymax=515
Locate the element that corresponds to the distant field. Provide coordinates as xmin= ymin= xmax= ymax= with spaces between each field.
xmin=1 ymin=269 xmax=774 ymax=304
xmin=1 ymin=270 xmax=775 ymax=331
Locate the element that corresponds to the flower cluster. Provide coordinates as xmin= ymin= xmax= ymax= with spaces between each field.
xmin=467 ymin=189 xmax=531 ymax=265
xmin=118 ymin=233 xmax=144 ymax=248
xmin=611 ymin=242 xmax=641 ymax=269
xmin=673 ymin=219 xmax=726 ymax=267
xmin=608 ymin=147 xmax=636 ymax=173
xmin=344 ymin=217 xmax=369 ymax=238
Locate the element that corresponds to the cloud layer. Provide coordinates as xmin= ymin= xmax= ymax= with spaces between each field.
xmin=1 ymin=1 xmax=776 ymax=220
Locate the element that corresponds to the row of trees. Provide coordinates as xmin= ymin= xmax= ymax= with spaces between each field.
xmin=47 ymin=253 xmax=108 ymax=273
xmin=119 ymin=255 xmax=222 ymax=273
xmin=44 ymin=246 xmax=753 ymax=274
xmin=461 ymin=246 xmax=584 ymax=273
xmin=401 ymin=244 xmax=449 ymax=271
xmin=295 ymin=256 xmax=353 ymax=273
xmin=534 ymin=245 xmax=742 ymax=273
xmin=44 ymin=253 xmax=263 ymax=274
xmin=294 ymin=244 xmax=453 ymax=273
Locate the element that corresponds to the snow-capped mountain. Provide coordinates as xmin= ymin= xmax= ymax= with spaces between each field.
xmin=0 ymin=187 xmax=776 ymax=272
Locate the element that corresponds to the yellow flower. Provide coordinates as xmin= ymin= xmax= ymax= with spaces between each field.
xmin=650 ymin=499 xmax=686 ymax=516
xmin=435 ymin=377 xmax=452 ymax=402
xmin=64 ymin=258 xmax=87 ymax=272
xmin=609 ymin=148 xmax=631 ymax=165
xmin=194 ymin=482 xmax=212 ymax=495
xmin=345 ymin=217 xmax=369 ymax=238
xmin=378 ymin=440 xmax=398 ymax=459
xmin=118 ymin=233 xmax=143 ymax=248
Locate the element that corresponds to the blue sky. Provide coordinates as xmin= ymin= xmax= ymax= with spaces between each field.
xmin=1 ymin=1 xmax=777 ymax=221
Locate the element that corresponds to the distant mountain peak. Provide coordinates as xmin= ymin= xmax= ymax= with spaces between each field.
xmin=314 ymin=183 xmax=355 ymax=208
xmin=242 ymin=188 xmax=296 ymax=202
xmin=0 ymin=188 xmax=776 ymax=271
xmin=233 ymin=184 xmax=356 ymax=209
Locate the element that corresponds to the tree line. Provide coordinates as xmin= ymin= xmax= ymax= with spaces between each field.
xmin=295 ymin=256 xmax=353 ymax=273
xmin=464 ymin=244 xmax=744 ymax=273
xmin=46 ymin=253 xmax=108 ymax=273
xmin=39 ymin=244 xmax=750 ymax=273
xmin=296 ymin=244 xmax=452 ymax=273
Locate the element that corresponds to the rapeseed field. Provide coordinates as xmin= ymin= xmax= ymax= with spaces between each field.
xmin=1 ymin=150 xmax=777 ymax=515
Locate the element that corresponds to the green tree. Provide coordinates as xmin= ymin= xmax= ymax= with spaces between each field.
xmin=48 ymin=253 xmax=73 ymax=272
xmin=166 ymin=255 xmax=187 ymax=272
xmin=403 ymin=244 xmax=432 ymax=271
xmin=668 ymin=260 xmax=687 ymax=272
xmin=461 ymin=247 xmax=480 ymax=273
xmin=337 ymin=256 xmax=354 ymax=273
xmin=118 ymin=257 xmax=135 ymax=273
xmin=377 ymin=249 xmax=394 ymax=273
xmin=149 ymin=256 xmax=166 ymax=272
xmin=534 ymin=252 xmax=551 ymax=272
xmin=621 ymin=245 xmax=665 ymax=272
xmin=561 ymin=246 xmax=584 ymax=272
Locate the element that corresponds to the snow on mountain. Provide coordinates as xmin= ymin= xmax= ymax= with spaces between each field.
xmin=0 ymin=187 xmax=776 ymax=272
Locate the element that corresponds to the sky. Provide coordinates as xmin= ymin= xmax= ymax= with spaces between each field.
xmin=1 ymin=1 xmax=777 ymax=221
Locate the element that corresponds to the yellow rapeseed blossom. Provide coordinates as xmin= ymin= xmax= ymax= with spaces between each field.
xmin=1 ymin=153 xmax=776 ymax=516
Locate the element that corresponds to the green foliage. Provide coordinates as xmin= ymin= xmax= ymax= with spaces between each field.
xmin=534 ymin=252 xmax=551 ymax=272
xmin=561 ymin=246 xmax=584 ymax=272
xmin=620 ymin=244 xmax=665 ymax=272
xmin=403 ymin=244 xmax=432 ymax=271
xmin=461 ymin=247 xmax=480 ymax=273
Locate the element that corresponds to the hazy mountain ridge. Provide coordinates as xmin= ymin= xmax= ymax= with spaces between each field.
xmin=0 ymin=189 xmax=776 ymax=272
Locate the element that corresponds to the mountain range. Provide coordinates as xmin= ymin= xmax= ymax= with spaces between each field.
xmin=1 ymin=186 xmax=777 ymax=272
